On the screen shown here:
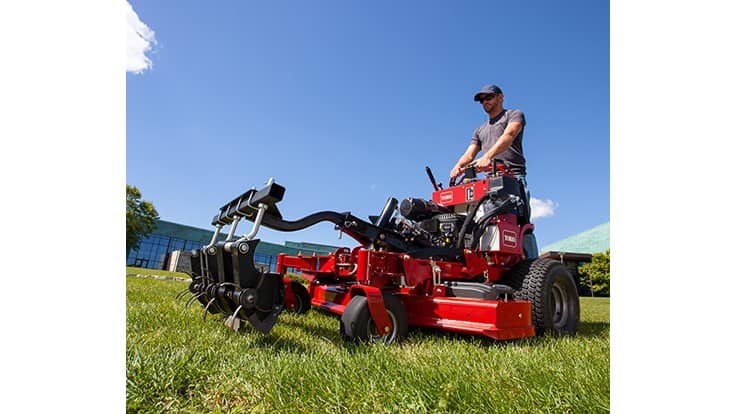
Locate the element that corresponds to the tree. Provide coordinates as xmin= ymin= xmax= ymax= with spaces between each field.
xmin=126 ymin=184 xmax=159 ymax=255
xmin=578 ymin=249 xmax=610 ymax=297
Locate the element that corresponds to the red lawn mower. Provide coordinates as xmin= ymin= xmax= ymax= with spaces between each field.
xmin=182 ymin=162 xmax=579 ymax=343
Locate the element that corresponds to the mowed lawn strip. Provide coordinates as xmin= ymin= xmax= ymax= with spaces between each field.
xmin=126 ymin=269 xmax=609 ymax=413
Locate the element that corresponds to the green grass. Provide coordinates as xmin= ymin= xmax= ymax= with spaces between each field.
xmin=127 ymin=269 xmax=609 ymax=413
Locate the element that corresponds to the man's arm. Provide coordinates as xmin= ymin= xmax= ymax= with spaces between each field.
xmin=450 ymin=143 xmax=481 ymax=179
xmin=473 ymin=121 xmax=523 ymax=168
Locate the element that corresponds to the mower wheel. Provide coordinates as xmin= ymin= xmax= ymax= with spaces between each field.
xmin=503 ymin=258 xmax=580 ymax=336
xmin=287 ymin=281 xmax=311 ymax=314
xmin=339 ymin=294 xmax=408 ymax=344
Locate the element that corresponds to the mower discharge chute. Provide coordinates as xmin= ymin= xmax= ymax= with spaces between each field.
xmin=181 ymin=164 xmax=579 ymax=343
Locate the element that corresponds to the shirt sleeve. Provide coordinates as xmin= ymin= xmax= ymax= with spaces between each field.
xmin=507 ymin=109 xmax=526 ymax=126
xmin=469 ymin=125 xmax=482 ymax=146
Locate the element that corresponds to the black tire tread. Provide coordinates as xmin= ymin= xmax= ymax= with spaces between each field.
xmin=503 ymin=258 xmax=579 ymax=335
xmin=339 ymin=295 xmax=367 ymax=340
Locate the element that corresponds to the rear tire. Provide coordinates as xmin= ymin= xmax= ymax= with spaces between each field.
xmin=287 ymin=281 xmax=311 ymax=314
xmin=503 ymin=258 xmax=579 ymax=335
xmin=340 ymin=294 xmax=408 ymax=344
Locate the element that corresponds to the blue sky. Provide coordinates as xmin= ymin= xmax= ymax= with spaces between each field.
xmin=127 ymin=0 xmax=609 ymax=249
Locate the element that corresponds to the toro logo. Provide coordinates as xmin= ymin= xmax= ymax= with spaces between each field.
xmin=440 ymin=191 xmax=454 ymax=203
xmin=502 ymin=230 xmax=517 ymax=248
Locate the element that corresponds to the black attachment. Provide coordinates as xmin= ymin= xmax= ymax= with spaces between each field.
xmin=212 ymin=181 xmax=286 ymax=226
xmin=190 ymin=249 xmax=203 ymax=280
xmin=230 ymin=239 xmax=261 ymax=288
xmin=186 ymin=238 xmax=285 ymax=333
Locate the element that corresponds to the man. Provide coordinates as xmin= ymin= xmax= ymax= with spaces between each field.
xmin=449 ymin=84 xmax=539 ymax=258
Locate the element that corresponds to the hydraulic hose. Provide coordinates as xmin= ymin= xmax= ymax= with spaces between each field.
xmin=260 ymin=210 xmax=349 ymax=232
xmin=454 ymin=193 xmax=491 ymax=249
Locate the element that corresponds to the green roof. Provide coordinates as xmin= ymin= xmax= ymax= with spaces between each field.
xmin=541 ymin=222 xmax=609 ymax=254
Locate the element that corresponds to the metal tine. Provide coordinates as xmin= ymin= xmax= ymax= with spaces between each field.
xmin=231 ymin=305 xmax=243 ymax=320
xmin=175 ymin=287 xmax=191 ymax=300
xmin=185 ymin=292 xmax=205 ymax=308
xmin=224 ymin=305 xmax=244 ymax=331
xmin=231 ymin=317 xmax=241 ymax=332
xmin=202 ymin=297 xmax=218 ymax=321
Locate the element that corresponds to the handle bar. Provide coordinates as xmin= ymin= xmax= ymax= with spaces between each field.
xmin=449 ymin=159 xmax=508 ymax=187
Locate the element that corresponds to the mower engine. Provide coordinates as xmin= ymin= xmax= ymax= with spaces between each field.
xmin=395 ymin=198 xmax=460 ymax=248
xmin=395 ymin=169 xmax=527 ymax=251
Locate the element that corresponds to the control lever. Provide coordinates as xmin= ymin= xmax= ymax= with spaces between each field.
xmin=425 ymin=166 xmax=440 ymax=191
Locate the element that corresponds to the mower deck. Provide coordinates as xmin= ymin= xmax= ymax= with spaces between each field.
xmin=306 ymin=282 xmax=535 ymax=340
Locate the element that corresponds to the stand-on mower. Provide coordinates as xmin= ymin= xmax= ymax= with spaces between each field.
xmin=181 ymin=161 xmax=579 ymax=343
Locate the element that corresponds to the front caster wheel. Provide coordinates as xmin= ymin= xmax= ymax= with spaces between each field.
xmin=339 ymin=294 xmax=408 ymax=344
xmin=286 ymin=281 xmax=311 ymax=314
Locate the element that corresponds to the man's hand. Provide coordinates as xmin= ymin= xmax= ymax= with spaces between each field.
xmin=474 ymin=156 xmax=491 ymax=169
xmin=450 ymin=160 xmax=478 ymax=181
xmin=450 ymin=165 xmax=463 ymax=180
xmin=451 ymin=143 xmax=482 ymax=181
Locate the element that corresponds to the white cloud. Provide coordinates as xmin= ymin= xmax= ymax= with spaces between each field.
xmin=126 ymin=1 xmax=156 ymax=74
xmin=530 ymin=197 xmax=556 ymax=220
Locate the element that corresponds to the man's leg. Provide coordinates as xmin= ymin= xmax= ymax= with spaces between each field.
xmin=517 ymin=175 xmax=539 ymax=259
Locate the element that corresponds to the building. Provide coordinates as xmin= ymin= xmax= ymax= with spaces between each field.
xmin=540 ymin=221 xmax=610 ymax=296
xmin=126 ymin=219 xmax=341 ymax=272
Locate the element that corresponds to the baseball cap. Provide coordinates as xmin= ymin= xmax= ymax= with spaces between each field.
xmin=473 ymin=84 xmax=503 ymax=101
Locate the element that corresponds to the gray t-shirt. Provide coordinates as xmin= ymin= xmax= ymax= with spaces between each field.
xmin=470 ymin=109 xmax=526 ymax=175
